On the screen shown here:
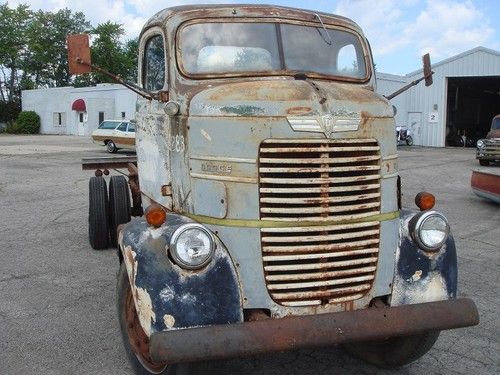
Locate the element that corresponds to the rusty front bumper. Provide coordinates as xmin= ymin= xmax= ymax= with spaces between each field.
xmin=149 ymin=298 xmax=478 ymax=363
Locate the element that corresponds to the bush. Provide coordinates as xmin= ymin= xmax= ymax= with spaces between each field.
xmin=4 ymin=122 xmax=21 ymax=134
xmin=16 ymin=111 xmax=40 ymax=134
xmin=0 ymin=101 xmax=21 ymax=123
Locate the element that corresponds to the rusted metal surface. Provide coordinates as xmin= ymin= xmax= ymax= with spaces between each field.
xmin=119 ymin=214 xmax=243 ymax=336
xmin=81 ymin=156 xmax=137 ymax=171
xmin=149 ymin=298 xmax=479 ymax=364
xmin=125 ymin=279 xmax=168 ymax=373
xmin=67 ymin=34 xmax=91 ymax=75
xmin=391 ymin=210 xmax=458 ymax=306
xmin=258 ymin=139 xmax=381 ymax=306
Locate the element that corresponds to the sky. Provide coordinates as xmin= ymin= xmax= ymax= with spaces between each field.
xmin=6 ymin=0 xmax=500 ymax=75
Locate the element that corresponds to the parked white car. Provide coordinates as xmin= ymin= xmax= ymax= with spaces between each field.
xmin=91 ymin=120 xmax=135 ymax=153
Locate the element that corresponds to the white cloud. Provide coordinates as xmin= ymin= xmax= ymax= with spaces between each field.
xmin=334 ymin=0 xmax=412 ymax=55
xmin=406 ymin=0 xmax=494 ymax=59
xmin=334 ymin=0 xmax=495 ymax=63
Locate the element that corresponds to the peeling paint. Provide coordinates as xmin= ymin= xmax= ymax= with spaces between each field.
xmin=135 ymin=287 xmax=156 ymax=336
xmin=163 ymin=314 xmax=176 ymax=328
xmin=220 ymin=105 xmax=265 ymax=116
xmin=400 ymin=272 xmax=449 ymax=304
xmin=410 ymin=270 xmax=423 ymax=282
xmin=159 ymin=286 xmax=175 ymax=302
xmin=181 ymin=293 xmax=197 ymax=304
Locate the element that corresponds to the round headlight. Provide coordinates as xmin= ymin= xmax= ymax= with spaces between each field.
xmin=476 ymin=139 xmax=484 ymax=148
xmin=169 ymin=224 xmax=215 ymax=269
xmin=411 ymin=211 xmax=450 ymax=252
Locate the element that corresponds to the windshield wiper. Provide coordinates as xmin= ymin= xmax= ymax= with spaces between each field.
xmin=314 ymin=13 xmax=333 ymax=46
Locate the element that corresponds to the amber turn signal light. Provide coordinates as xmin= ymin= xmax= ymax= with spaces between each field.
xmin=145 ymin=204 xmax=167 ymax=227
xmin=415 ymin=192 xmax=436 ymax=211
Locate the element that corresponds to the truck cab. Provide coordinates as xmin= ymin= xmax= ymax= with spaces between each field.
xmin=476 ymin=114 xmax=500 ymax=165
xmin=76 ymin=5 xmax=478 ymax=374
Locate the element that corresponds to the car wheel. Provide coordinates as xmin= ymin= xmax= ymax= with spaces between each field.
xmin=106 ymin=140 xmax=118 ymax=153
xmin=88 ymin=176 xmax=109 ymax=249
xmin=109 ymin=176 xmax=131 ymax=248
xmin=117 ymin=263 xmax=214 ymax=375
xmin=479 ymin=159 xmax=489 ymax=166
xmin=343 ymin=331 xmax=440 ymax=369
xmin=406 ymin=136 xmax=413 ymax=146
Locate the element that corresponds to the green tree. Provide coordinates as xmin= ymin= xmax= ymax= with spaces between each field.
xmin=88 ymin=22 xmax=137 ymax=84
xmin=0 ymin=3 xmax=33 ymax=103
xmin=26 ymin=8 xmax=91 ymax=88
xmin=0 ymin=3 xmax=139 ymax=122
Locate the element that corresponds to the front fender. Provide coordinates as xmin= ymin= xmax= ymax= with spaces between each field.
xmin=118 ymin=213 xmax=243 ymax=336
xmin=391 ymin=209 xmax=458 ymax=306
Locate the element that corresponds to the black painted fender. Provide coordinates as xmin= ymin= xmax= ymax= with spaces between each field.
xmin=118 ymin=213 xmax=243 ymax=336
xmin=391 ymin=209 xmax=458 ymax=306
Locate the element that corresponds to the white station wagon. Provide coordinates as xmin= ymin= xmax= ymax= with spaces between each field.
xmin=91 ymin=120 xmax=136 ymax=153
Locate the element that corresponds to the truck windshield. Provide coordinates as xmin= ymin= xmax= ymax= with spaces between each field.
xmin=492 ymin=117 xmax=500 ymax=130
xmin=179 ymin=22 xmax=368 ymax=80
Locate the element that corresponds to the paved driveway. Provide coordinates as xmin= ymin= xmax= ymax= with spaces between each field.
xmin=0 ymin=135 xmax=498 ymax=374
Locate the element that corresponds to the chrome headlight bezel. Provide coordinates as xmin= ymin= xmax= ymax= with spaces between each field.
xmin=169 ymin=223 xmax=215 ymax=270
xmin=410 ymin=211 xmax=450 ymax=252
xmin=476 ymin=139 xmax=484 ymax=149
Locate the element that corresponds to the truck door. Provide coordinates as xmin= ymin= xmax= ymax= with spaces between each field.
xmin=135 ymin=31 xmax=173 ymax=209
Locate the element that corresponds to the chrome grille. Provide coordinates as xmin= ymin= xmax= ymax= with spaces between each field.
xmin=481 ymin=140 xmax=500 ymax=156
xmin=259 ymin=139 xmax=381 ymax=307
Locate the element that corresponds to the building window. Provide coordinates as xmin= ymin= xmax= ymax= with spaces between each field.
xmin=121 ymin=112 xmax=126 ymax=119
xmin=79 ymin=112 xmax=84 ymax=122
xmin=53 ymin=112 xmax=66 ymax=126
xmin=99 ymin=112 xmax=105 ymax=125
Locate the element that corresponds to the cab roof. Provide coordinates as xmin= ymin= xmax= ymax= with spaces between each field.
xmin=141 ymin=4 xmax=364 ymax=37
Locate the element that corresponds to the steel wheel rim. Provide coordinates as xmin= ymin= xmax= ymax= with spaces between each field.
xmin=125 ymin=284 xmax=168 ymax=374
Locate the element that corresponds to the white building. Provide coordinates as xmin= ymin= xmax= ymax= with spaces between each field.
xmin=21 ymin=84 xmax=137 ymax=136
xmin=377 ymin=46 xmax=500 ymax=147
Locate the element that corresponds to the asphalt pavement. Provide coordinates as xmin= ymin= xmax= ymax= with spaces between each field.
xmin=0 ymin=135 xmax=498 ymax=375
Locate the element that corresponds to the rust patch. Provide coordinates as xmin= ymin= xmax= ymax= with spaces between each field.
xmin=287 ymin=106 xmax=313 ymax=115
xmin=206 ymin=80 xmax=315 ymax=102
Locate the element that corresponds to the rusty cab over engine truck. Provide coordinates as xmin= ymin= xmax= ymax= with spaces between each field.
xmin=68 ymin=5 xmax=479 ymax=374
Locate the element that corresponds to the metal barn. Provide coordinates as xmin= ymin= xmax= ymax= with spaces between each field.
xmin=402 ymin=47 xmax=500 ymax=147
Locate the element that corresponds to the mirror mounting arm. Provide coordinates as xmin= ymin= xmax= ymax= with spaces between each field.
xmin=385 ymin=53 xmax=434 ymax=101
xmin=75 ymin=58 xmax=157 ymax=101
xmin=385 ymin=72 xmax=434 ymax=100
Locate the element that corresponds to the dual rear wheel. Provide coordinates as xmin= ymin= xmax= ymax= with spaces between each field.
xmin=88 ymin=175 xmax=131 ymax=249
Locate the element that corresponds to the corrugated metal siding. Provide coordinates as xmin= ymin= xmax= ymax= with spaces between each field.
xmin=375 ymin=73 xmax=408 ymax=128
xmin=405 ymin=48 xmax=500 ymax=147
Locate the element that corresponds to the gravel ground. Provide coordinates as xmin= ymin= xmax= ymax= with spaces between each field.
xmin=0 ymin=134 xmax=498 ymax=375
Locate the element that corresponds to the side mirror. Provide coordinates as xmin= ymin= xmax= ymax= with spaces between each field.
xmin=67 ymin=34 xmax=92 ymax=75
xmin=423 ymin=53 xmax=433 ymax=87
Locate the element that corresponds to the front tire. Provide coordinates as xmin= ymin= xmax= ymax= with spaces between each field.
xmin=117 ymin=263 xmax=213 ymax=375
xmin=479 ymin=159 xmax=489 ymax=166
xmin=106 ymin=140 xmax=118 ymax=153
xmin=344 ymin=331 xmax=440 ymax=369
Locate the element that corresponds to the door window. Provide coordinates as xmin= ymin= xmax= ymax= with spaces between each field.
xmin=143 ymin=34 xmax=166 ymax=91
xmin=117 ymin=122 xmax=128 ymax=132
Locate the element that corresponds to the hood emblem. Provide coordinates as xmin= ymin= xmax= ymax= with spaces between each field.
xmin=288 ymin=114 xmax=361 ymax=137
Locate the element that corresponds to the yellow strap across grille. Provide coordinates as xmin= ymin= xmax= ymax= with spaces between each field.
xmin=182 ymin=210 xmax=400 ymax=228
